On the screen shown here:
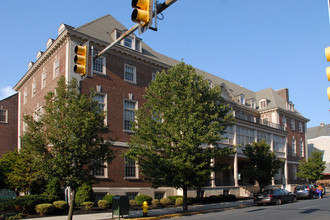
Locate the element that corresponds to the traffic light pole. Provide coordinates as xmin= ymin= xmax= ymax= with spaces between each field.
xmin=96 ymin=0 xmax=177 ymax=58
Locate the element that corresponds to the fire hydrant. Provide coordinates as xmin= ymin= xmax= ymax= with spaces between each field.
xmin=142 ymin=201 xmax=149 ymax=217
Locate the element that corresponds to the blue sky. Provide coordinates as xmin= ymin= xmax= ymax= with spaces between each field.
xmin=1 ymin=0 xmax=330 ymax=128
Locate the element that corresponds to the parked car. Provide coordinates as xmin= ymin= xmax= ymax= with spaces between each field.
xmin=294 ymin=184 xmax=317 ymax=199
xmin=254 ymin=188 xmax=297 ymax=205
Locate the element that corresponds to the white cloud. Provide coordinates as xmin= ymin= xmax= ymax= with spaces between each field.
xmin=0 ymin=86 xmax=16 ymax=100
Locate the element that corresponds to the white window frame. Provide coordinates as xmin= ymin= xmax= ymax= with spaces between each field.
xmin=94 ymin=93 xmax=107 ymax=125
xmin=124 ymin=157 xmax=139 ymax=179
xmin=124 ymin=64 xmax=137 ymax=84
xmin=32 ymin=79 xmax=36 ymax=97
xmin=292 ymin=137 xmax=296 ymax=156
xmin=240 ymin=94 xmax=245 ymax=105
xmin=93 ymin=56 xmax=106 ymax=75
xmin=42 ymin=71 xmax=47 ymax=88
xmin=53 ymin=59 xmax=60 ymax=78
xmin=124 ymin=99 xmax=137 ymax=132
xmin=0 ymin=109 xmax=8 ymax=123
xmin=259 ymin=99 xmax=267 ymax=109
xmin=300 ymin=139 xmax=304 ymax=157
xmin=24 ymin=88 xmax=28 ymax=104
xmin=93 ymin=162 xmax=108 ymax=178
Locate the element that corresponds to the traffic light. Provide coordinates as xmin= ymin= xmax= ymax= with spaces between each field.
xmin=74 ymin=45 xmax=87 ymax=76
xmin=131 ymin=0 xmax=154 ymax=28
xmin=325 ymin=47 xmax=330 ymax=100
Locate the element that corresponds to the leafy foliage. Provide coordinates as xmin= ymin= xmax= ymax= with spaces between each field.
xmin=75 ymin=183 xmax=94 ymax=205
xmin=21 ymin=77 xmax=114 ymax=219
xmin=242 ymin=141 xmax=282 ymax=192
xmin=97 ymin=200 xmax=109 ymax=209
xmin=297 ymin=151 xmax=326 ymax=183
xmin=126 ymin=62 xmax=235 ymax=212
xmin=35 ymin=203 xmax=55 ymax=215
xmin=135 ymin=194 xmax=152 ymax=205
xmin=103 ymin=194 xmax=115 ymax=206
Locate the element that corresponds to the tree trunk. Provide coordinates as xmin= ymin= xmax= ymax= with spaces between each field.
xmin=67 ymin=188 xmax=75 ymax=220
xmin=183 ymin=186 xmax=188 ymax=213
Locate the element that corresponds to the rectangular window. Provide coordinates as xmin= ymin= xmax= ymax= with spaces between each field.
xmin=126 ymin=192 xmax=138 ymax=201
xmin=93 ymin=56 xmax=105 ymax=74
xmin=291 ymin=119 xmax=295 ymax=130
xmin=32 ymin=80 xmax=36 ymax=97
xmin=299 ymin=122 xmax=303 ymax=133
xmin=93 ymin=162 xmax=107 ymax=178
xmin=42 ymin=72 xmax=47 ymax=88
xmin=124 ymin=100 xmax=136 ymax=131
xmin=154 ymin=192 xmax=165 ymax=200
xmin=292 ymin=138 xmax=296 ymax=156
xmin=94 ymin=94 xmax=106 ymax=112
xmin=124 ymin=64 xmax=136 ymax=83
xmin=124 ymin=37 xmax=133 ymax=49
xmin=54 ymin=60 xmax=60 ymax=78
xmin=24 ymin=89 xmax=28 ymax=104
xmin=293 ymin=166 xmax=297 ymax=180
xmin=300 ymin=140 xmax=304 ymax=157
xmin=273 ymin=135 xmax=285 ymax=152
xmin=0 ymin=109 xmax=7 ymax=123
xmin=125 ymin=157 xmax=137 ymax=178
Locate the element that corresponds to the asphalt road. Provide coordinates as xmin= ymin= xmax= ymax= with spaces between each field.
xmin=168 ymin=196 xmax=330 ymax=220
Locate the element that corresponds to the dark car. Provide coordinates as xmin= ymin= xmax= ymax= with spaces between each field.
xmin=294 ymin=185 xmax=316 ymax=199
xmin=254 ymin=189 xmax=297 ymax=205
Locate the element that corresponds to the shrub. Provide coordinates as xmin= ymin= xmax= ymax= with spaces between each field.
xmin=97 ymin=200 xmax=109 ymax=209
xmin=43 ymin=177 xmax=64 ymax=199
xmin=75 ymin=183 xmax=94 ymax=205
xmin=35 ymin=203 xmax=55 ymax=215
xmin=159 ymin=198 xmax=171 ymax=206
xmin=151 ymin=199 xmax=159 ymax=207
xmin=81 ymin=201 xmax=94 ymax=210
xmin=53 ymin=200 xmax=68 ymax=211
xmin=12 ymin=195 xmax=58 ymax=214
xmin=168 ymin=195 xmax=183 ymax=204
xmin=135 ymin=194 xmax=152 ymax=205
xmin=175 ymin=198 xmax=183 ymax=205
xmin=103 ymin=194 xmax=115 ymax=206
xmin=129 ymin=199 xmax=137 ymax=206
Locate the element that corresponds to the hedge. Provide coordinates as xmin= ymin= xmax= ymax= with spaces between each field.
xmin=35 ymin=203 xmax=55 ymax=215
xmin=135 ymin=195 xmax=152 ymax=205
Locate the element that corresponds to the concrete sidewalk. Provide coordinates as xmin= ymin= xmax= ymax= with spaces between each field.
xmin=26 ymin=199 xmax=254 ymax=220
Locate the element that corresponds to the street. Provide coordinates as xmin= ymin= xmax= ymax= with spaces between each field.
xmin=168 ymin=197 xmax=330 ymax=220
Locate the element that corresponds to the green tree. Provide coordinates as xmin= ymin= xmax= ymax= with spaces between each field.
xmin=242 ymin=141 xmax=282 ymax=192
xmin=6 ymin=148 xmax=45 ymax=194
xmin=297 ymin=151 xmax=326 ymax=183
xmin=0 ymin=150 xmax=18 ymax=189
xmin=125 ymin=62 xmax=235 ymax=212
xmin=22 ymin=77 xmax=114 ymax=220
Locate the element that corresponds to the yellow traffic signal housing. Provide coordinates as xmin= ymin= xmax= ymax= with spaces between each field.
xmin=74 ymin=45 xmax=87 ymax=76
xmin=325 ymin=47 xmax=330 ymax=101
xmin=131 ymin=0 xmax=153 ymax=27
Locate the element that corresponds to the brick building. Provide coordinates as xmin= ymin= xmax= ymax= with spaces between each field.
xmin=12 ymin=14 xmax=308 ymax=200
xmin=0 ymin=93 xmax=18 ymax=157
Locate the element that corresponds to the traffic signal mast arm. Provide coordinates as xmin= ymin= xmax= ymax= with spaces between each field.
xmin=96 ymin=0 xmax=177 ymax=58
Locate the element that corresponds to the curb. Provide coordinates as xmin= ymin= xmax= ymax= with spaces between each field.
xmin=127 ymin=203 xmax=254 ymax=220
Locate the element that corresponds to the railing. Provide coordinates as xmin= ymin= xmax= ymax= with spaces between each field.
xmin=235 ymin=114 xmax=285 ymax=131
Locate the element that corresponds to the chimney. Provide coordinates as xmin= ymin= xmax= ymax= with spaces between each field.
xmin=276 ymin=88 xmax=289 ymax=103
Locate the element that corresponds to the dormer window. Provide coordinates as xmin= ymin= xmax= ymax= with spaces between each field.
xmin=36 ymin=51 xmax=43 ymax=60
xmin=114 ymin=29 xmax=142 ymax=52
xmin=239 ymin=94 xmax=245 ymax=105
xmin=259 ymin=99 xmax=267 ymax=109
xmin=251 ymin=99 xmax=256 ymax=108
xmin=28 ymin=61 xmax=34 ymax=70
xmin=47 ymin=38 xmax=54 ymax=48
xmin=58 ymin=24 xmax=65 ymax=36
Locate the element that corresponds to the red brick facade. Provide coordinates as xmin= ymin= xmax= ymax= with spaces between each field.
xmin=0 ymin=94 xmax=18 ymax=157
